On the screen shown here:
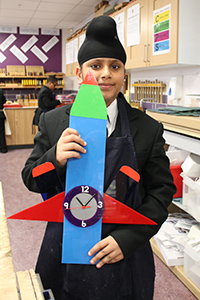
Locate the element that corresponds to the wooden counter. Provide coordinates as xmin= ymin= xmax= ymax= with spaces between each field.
xmin=146 ymin=111 xmax=200 ymax=139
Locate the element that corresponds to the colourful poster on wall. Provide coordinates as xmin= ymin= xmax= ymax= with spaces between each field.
xmin=153 ymin=4 xmax=171 ymax=55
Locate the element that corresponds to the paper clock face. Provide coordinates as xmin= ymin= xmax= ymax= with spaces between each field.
xmin=63 ymin=185 xmax=104 ymax=227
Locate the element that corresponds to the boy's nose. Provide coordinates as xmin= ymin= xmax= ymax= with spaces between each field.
xmin=101 ymin=66 xmax=111 ymax=78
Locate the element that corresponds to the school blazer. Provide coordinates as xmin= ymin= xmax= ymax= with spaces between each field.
xmin=22 ymin=93 xmax=176 ymax=260
xmin=38 ymin=86 xmax=60 ymax=111
xmin=0 ymin=89 xmax=6 ymax=119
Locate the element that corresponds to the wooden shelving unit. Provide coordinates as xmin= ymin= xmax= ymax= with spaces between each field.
xmin=0 ymin=85 xmax=64 ymax=89
xmin=0 ymin=74 xmax=65 ymax=90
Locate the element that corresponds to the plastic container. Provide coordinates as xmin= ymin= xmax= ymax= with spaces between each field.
xmin=184 ymin=243 xmax=200 ymax=289
xmin=181 ymin=173 xmax=200 ymax=222
xmin=170 ymin=165 xmax=183 ymax=198
xmin=181 ymin=153 xmax=200 ymax=178
xmin=167 ymin=149 xmax=189 ymax=165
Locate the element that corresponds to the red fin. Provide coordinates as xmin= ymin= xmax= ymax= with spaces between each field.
xmin=8 ymin=192 xmax=65 ymax=223
xmin=103 ymin=193 xmax=157 ymax=225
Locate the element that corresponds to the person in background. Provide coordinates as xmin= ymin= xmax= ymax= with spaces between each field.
xmin=38 ymin=75 xmax=61 ymax=113
xmin=22 ymin=16 xmax=176 ymax=300
xmin=0 ymin=89 xmax=8 ymax=153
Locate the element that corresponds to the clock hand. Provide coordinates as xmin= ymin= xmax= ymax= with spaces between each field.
xmin=84 ymin=193 xmax=96 ymax=207
xmin=76 ymin=196 xmax=84 ymax=206
xmin=65 ymin=205 xmax=91 ymax=210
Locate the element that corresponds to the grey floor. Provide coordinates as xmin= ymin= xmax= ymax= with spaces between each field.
xmin=0 ymin=148 xmax=198 ymax=300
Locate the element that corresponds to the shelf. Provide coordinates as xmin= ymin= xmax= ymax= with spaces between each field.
xmin=0 ymin=74 xmax=65 ymax=90
xmin=150 ymin=238 xmax=200 ymax=299
xmin=172 ymin=200 xmax=192 ymax=215
xmin=146 ymin=111 xmax=200 ymax=155
xmin=0 ymin=75 xmax=65 ymax=79
xmin=146 ymin=111 xmax=200 ymax=139
xmin=0 ymin=85 xmax=64 ymax=89
xmin=0 ymin=75 xmax=46 ymax=78
xmin=163 ymin=131 xmax=200 ymax=156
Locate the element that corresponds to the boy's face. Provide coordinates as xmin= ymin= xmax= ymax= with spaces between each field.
xmin=48 ymin=81 xmax=57 ymax=91
xmin=76 ymin=58 xmax=125 ymax=107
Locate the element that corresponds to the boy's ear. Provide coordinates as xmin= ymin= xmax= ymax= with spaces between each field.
xmin=76 ymin=67 xmax=83 ymax=84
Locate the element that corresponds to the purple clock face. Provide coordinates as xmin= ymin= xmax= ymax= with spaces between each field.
xmin=63 ymin=185 xmax=104 ymax=227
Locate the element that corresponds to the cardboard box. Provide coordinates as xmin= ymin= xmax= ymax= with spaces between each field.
xmin=94 ymin=1 xmax=109 ymax=12
xmin=94 ymin=4 xmax=110 ymax=17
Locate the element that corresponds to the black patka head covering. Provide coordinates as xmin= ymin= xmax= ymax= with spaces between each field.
xmin=78 ymin=15 xmax=126 ymax=66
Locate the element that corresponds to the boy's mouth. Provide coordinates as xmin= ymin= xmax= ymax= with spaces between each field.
xmin=99 ymin=83 xmax=114 ymax=90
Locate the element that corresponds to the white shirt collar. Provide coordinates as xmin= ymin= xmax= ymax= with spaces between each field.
xmin=107 ymin=99 xmax=118 ymax=137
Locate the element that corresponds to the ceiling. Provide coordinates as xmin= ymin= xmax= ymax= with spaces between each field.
xmin=0 ymin=0 xmax=101 ymax=30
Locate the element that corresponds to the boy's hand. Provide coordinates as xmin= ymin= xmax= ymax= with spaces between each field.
xmin=88 ymin=236 xmax=124 ymax=269
xmin=56 ymin=128 xmax=87 ymax=167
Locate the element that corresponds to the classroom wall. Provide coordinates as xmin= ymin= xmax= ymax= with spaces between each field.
xmin=0 ymin=27 xmax=62 ymax=72
xmin=66 ymin=65 xmax=200 ymax=107
xmin=130 ymin=66 xmax=200 ymax=107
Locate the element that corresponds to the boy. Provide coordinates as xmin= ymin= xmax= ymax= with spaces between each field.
xmin=38 ymin=75 xmax=61 ymax=112
xmin=22 ymin=16 xmax=176 ymax=300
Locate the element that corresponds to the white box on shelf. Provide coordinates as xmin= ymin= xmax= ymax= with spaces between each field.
xmin=154 ymin=222 xmax=185 ymax=266
xmin=181 ymin=173 xmax=200 ymax=222
xmin=184 ymin=243 xmax=200 ymax=289
xmin=154 ymin=237 xmax=184 ymax=266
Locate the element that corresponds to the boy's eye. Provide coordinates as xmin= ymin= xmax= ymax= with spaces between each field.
xmin=91 ymin=64 xmax=100 ymax=69
xmin=111 ymin=65 xmax=120 ymax=70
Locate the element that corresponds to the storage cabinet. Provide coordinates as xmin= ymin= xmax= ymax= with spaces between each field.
xmin=112 ymin=0 xmax=150 ymax=69
xmin=117 ymin=0 xmax=200 ymax=69
xmin=65 ymin=0 xmax=200 ymax=74
xmin=5 ymin=108 xmax=38 ymax=146
xmin=126 ymin=0 xmax=149 ymax=69
xmin=144 ymin=0 xmax=179 ymax=67
xmin=81 ymin=0 xmax=200 ymax=71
